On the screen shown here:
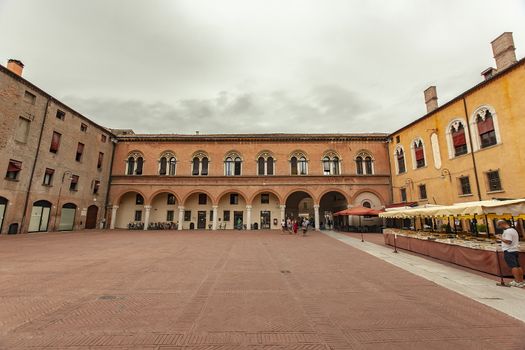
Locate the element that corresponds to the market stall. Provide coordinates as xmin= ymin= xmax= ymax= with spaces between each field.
xmin=380 ymin=199 xmax=525 ymax=277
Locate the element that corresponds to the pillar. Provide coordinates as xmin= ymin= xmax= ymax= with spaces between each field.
xmin=314 ymin=204 xmax=320 ymax=231
xmin=110 ymin=205 xmax=119 ymax=229
xmin=280 ymin=204 xmax=286 ymax=223
xmin=178 ymin=206 xmax=184 ymax=230
xmin=212 ymin=205 xmax=218 ymax=230
xmin=246 ymin=205 xmax=252 ymax=230
xmin=143 ymin=205 xmax=151 ymax=230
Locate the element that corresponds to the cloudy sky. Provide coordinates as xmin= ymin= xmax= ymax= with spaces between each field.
xmin=1 ymin=0 xmax=524 ymax=134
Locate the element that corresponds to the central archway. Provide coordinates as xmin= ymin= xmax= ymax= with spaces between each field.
xmin=319 ymin=191 xmax=348 ymax=230
xmin=115 ymin=191 xmax=145 ymax=229
xmin=183 ymin=192 xmax=213 ymax=230
xmin=217 ymin=191 xmax=247 ymax=229
xmin=150 ymin=191 xmax=179 ymax=225
xmin=285 ymin=191 xmax=314 ymax=221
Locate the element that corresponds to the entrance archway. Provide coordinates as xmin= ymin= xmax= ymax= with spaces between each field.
xmin=217 ymin=192 xmax=247 ymax=229
xmin=183 ymin=192 xmax=213 ymax=230
xmin=0 ymin=196 xmax=7 ymax=233
xmin=59 ymin=203 xmax=77 ymax=231
xmin=251 ymin=192 xmax=280 ymax=230
xmin=28 ymin=200 xmax=52 ymax=232
xmin=150 ymin=192 xmax=179 ymax=224
xmin=319 ymin=191 xmax=348 ymax=230
xmin=285 ymin=191 xmax=314 ymax=220
xmin=115 ymin=191 xmax=145 ymax=229
xmin=85 ymin=205 xmax=98 ymax=229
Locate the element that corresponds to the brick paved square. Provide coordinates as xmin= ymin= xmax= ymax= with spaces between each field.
xmin=1 ymin=230 xmax=524 ymax=349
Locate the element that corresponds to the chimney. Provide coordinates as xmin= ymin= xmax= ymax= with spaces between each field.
xmin=424 ymin=86 xmax=438 ymax=113
xmin=481 ymin=67 xmax=497 ymax=81
xmin=491 ymin=32 xmax=517 ymax=71
xmin=7 ymin=59 xmax=24 ymax=76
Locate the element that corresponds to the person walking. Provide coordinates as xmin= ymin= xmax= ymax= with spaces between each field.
xmin=302 ymin=219 xmax=309 ymax=236
xmin=281 ymin=219 xmax=286 ymax=233
xmin=496 ymin=220 xmax=524 ymax=287
xmin=293 ymin=220 xmax=298 ymax=234
xmin=287 ymin=217 xmax=292 ymax=234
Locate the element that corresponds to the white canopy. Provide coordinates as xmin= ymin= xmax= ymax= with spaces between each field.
xmin=379 ymin=199 xmax=525 ymax=218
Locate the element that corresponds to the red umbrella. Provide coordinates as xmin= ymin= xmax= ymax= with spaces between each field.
xmin=333 ymin=206 xmax=383 ymax=216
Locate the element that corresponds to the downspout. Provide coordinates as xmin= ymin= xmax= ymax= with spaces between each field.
xmin=103 ymin=137 xmax=117 ymax=228
xmin=462 ymin=97 xmax=482 ymax=201
xmin=20 ymin=97 xmax=52 ymax=233
xmin=386 ymin=138 xmax=394 ymax=205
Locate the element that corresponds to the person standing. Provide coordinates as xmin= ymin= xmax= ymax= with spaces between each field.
xmin=293 ymin=220 xmax=298 ymax=234
xmin=496 ymin=220 xmax=524 ymax=287
xmin=302 ymin=219 xmax=309 ymax=236
xmin=281 ymin=219 xmax=286 ymax=233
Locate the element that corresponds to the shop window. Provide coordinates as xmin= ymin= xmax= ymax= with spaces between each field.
xmin=15 ymin=117 xmax=30 ymax=143
xmin=134 ymin=210 xmax=142 ymax=221
xmin=75 ymin=143 xmax=84 ymax=162
xmin=261 ymin=193 xmax=270 ymax=204
xmin=223 ymin=210 xmax=230 ymax=221
xmin=43 ymin=168 xmax=54 ymax=185
xmin=50 ymin=131 xmax=61 ymax=153
xmin=69 ymin=175 xmax=79 ymax=191
xmin=487 ymin=170 xmax=502 ymax=192
xmin=459 ymin=176 xmax=472 ymax=195
xmin=167 ymin=210 xmax=174 ymax=222
xmin=6 ymin=159 xmax=22 ymax=180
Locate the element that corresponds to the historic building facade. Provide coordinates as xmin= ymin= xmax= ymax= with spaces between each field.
xmin=388 ymin=32 xmax=525 ymax=207
xmin=0 ymin=60 xmax=115 ymax=234
xmin=107 ymin=133 xmax=391 ymax=230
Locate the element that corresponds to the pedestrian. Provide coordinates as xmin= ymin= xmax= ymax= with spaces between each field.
xmin=281 ymin=219 xmax=286 ymax=233
xmin=302 ymin=219 xmax=309 ymax=236
xmin=496 ymin=220 xmax=524 ymax=287
xmin=287 ymin=217 xmax=292 ymax=234
xmin=293 ymin=220 xmax=298 ymax=234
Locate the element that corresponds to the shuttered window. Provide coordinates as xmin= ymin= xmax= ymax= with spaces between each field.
xmin=50 ymin=132 xmax=61 ymax=153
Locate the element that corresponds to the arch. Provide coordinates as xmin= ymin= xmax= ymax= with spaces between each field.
xmin=59 ymin=202 xmax=77 ymax=231
xmin=317 ymin=188 xmax=351 ymax=205
xmin=470 ymin=105 xmax=501 ymax=151
xmin=148 ymin=189 xmax=182 ymax=205
xmin=288 ymin=149 xmax=309 ymax=160
xmin=284 ymin=190 xmax=315 ymax=220
xmin=85 ymin=205 xmax=99 ymax=229
xmin=445 ymin=118 xmax=471 ymax=158
xmin=216 ymin=189 xmax=249 ymax=204
xmin=353 ymin=149 xmax=375 ymax=161
xmin=256 ymin=150 xmax=276 ymax=160
xmin=0 ymin=196 xmax=8 ymax=233
xmin=410 ymin=137 xmax=427 ymax=169
xmin=28 ymin=200 xmax=52 ymax=232
xmin=283 ymin=188 xmax=317 ymax=204
xmin=113 ymin=189 xmax=148 ymax=206
xmin=191 ymin=150 xmax=210 ymax=160
xmin=247 ymin=189 xmax=284 ymax=205
xmin=224 ymin=150 xmax=243 ymax=161
xmin=182 ymin=189 xmax=217 ymax=206
xmin=350 ymin=188 xmax=386 ymax=207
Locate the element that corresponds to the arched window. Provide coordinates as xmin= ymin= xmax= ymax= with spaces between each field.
xmin=257 ymin=151 xmax=275 ymax=176
xmin=412 ymin=139 xmax=425 ymax=169
xmin=395 ymin=147 xmax=406 ymax=174
xmin=362 ymin=201 xmax=372 ymax=208
xmin=126 ymin=152 xmax=144 ymax=175
xmin=192 ymin=152 xmax=209 ymax=176
xmin=355 ymin=151 xmax=373 ymax=175
xmin=322 ymin=151 xmax=341 ymax=175
xmin=159 ymin=152 xmax=176 ymax=176
xmin=476 ymin=110 xmax=497 ymax=148
xmin=450 ymin=122 xmax=468 ymax=157
xmin=224 ymin=152 xmax=242 ymax=176
xmin=356 ymin=156 xmax=363 ymax=175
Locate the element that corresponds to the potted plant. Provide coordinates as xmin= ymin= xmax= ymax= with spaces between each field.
xmin=477 ymin=224 xmax=488 ymax=235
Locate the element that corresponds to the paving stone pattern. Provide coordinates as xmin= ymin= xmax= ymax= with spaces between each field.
xmin=1 ymin=230 xmax=524 ymax=349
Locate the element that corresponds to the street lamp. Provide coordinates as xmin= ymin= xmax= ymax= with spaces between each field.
xmin=52 ymin=170 xmax=73 ymax=231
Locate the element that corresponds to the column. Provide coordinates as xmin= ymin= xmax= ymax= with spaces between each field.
xmin=178 ymin=206 xmax=184 ymax=230
xmin=110 ymin=205 xmax=119 ymax=229
xmin=143 ymin=205 xmax=151 ymax=230
xmin=246 ymin=205 xmax=252 ymax=230
xmin=212 ymin=205 xmax=218 ymax=230
xmin=314 ymin=204 xmax=320 ymax=231
xmin=280 ymin=204 xmax=286 ymax=223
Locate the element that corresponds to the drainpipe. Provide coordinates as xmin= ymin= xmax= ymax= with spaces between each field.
xmin=19 ymin=97 xmax=52 ymax=233
xmin=386 ymin=138 xmax=394 ymax=205
xmin=103 ymin=137 xmax=117 ymax=228
xmin=462 ymin=97 xmax=482 ymax=201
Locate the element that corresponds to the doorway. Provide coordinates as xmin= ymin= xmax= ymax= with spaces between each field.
xmin=197 ymin=211 xmax=206 ymax=229
xmin=59 ymin=203 xmax=77 ymax=231
xmin=260 ymin=211 xmax=271 ymax=229
xmin=28 ymin=200 xmax=52 ymax=232
xmin=85 ymin=205 xmax=98 ymax=229
xmin=234 ymin=211 xmax=244 ymax=229
xmin=0 ymin=197 xmax=7 ymax=233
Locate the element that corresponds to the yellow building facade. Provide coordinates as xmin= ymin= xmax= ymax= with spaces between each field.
xmin=389 ymin=33 xmax=525 ymax=207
